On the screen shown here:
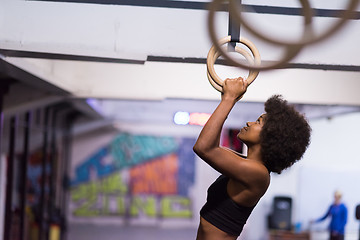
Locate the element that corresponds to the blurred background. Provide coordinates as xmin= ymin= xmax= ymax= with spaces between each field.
xmin=1 ymin=0 xmax=360 ymax=239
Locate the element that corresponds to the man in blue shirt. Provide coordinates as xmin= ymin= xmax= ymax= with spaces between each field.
xmin=313 ymin=190 xmax=348 ymax=240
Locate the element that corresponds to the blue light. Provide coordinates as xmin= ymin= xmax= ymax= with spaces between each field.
xmin=174 ymin=111 xmax=190 ymax=125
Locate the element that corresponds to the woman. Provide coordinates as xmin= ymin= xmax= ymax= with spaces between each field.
xmin=193 ymin=77 xmax=311 ymax=239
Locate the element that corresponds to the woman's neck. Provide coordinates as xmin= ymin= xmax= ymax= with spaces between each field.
xmin=246 ymin=144 xmax=263 ymax=163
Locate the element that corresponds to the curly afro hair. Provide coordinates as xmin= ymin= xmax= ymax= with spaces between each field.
xmin=260 ymin=95 xmax=311 ymax=174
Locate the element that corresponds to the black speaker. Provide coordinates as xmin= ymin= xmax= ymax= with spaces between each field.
xmin=356 ymin=204 xmax=360 ymax=220
xmin=269 ymin=196 xmax=292 ymax=230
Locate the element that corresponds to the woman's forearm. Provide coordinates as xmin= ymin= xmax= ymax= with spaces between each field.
xmin=194 ymin=77 xmax=247 ymax=157
xmin=193 ymin=98 xmax=237 ymax=155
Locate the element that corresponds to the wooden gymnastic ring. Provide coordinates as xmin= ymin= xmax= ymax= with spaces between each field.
xmin=207 ymin=71 xmax=223 ymax=92
xmin=206 ymin=36 xmax=260 ymax=92
xmin=207 ymin=42 xmax=256 ymax=89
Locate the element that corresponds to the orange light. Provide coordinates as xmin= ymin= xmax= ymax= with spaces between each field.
xmin=189 ymin=112 xmax=211 ymax=126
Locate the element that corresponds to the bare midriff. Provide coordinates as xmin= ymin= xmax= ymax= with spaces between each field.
xmin=196 ymin=217 xmax=238 ymax=240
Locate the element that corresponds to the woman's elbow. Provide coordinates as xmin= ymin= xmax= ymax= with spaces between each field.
xmin=193 ymin=142 xmax=205 ymax=157
xmin=193 ymin=141 xmax=211 ymax=159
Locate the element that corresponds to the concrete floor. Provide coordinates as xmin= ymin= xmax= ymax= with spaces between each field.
xmin=67 ymin=223 xmax=360 ymax=240
xmin=67 ymin=224 xmax=198 ymax=240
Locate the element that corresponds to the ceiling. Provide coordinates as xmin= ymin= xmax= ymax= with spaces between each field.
xmin=1 ymin=0 xmax=360 ymax=133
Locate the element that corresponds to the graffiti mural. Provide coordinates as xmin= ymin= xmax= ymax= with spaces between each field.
xmin=70 ymin=133 xmax=196 ymax=222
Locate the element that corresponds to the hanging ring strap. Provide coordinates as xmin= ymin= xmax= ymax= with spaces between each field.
xmin=208 ymin=0 xmax=358 ymax=71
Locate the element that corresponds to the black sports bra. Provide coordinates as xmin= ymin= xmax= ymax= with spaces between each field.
xmin=200 ymin=175 xmax=256 ymax=236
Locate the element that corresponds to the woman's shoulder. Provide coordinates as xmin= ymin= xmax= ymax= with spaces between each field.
xmin=244 ymin=158 xmax=270 ymax=176
xmin=232 ymin=158 xmax=270 ymax=188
